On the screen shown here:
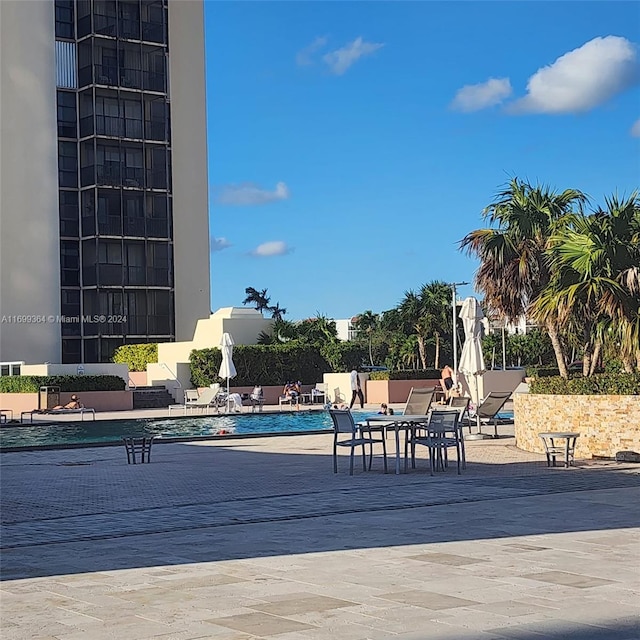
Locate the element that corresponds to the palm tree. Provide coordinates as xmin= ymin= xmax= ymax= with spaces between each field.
xmin=460 ymin=179 xmax=588 ymax=378
xmin=418 ymin=281 xmax=451 ymax=369
xmin=352 ymin=310 xmax=379 ymax=366
xmin=243 ymin=287 xmax=271 ymax=315
xmin=534 ymin=192 xmax=640 ymax=374
xmin=398 ymin=290 xmax=429 ymax=369
xmin=268 ymin=302 xmax=287 ymax=321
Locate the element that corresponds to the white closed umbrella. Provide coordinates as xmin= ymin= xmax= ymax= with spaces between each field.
xmin=458 ymin=297 xmax=487 ymax=436
xmin=218 ymin=333 xmax=237 ymax=401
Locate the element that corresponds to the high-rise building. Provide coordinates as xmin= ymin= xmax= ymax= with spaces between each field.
xmin=0 ymin=0 xmax=210 ymax=364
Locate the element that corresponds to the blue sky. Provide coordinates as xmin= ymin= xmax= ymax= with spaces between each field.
xmin=204 ymin=1 xmax=640 ymax=321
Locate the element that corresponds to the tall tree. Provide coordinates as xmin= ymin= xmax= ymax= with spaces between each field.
xmin=398 ymin=290 xmax=429 ymax=369
xmin=352 ymin=310 xmax=379 ymax=366
xmin=460 ymin=179 xmax=587 ymax=378
xmin=242 ymin=287 xmax=271 ymax=314
xmin=418 ymin=281 xmax=452 ymax=369
xmin=268 ymin=302 xmax=287 ymax=321
xmin=534 ymin=192 xmax=640 ymax=374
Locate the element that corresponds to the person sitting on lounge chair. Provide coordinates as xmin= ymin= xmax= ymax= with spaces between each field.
xmin=52 ymin=394 xmax=82 ymax=410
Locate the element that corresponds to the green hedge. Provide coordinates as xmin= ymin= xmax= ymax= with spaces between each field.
xmin=369 ymin=369 xmax=441 ymax=381
xmin=530 ymin=373 xmax=640 ymax=395
xmin=0 ymin=375 xmax=126 ymax=393
xmin=525 ymin=366 xmax=561 ymax=378
xmin=190 ymin=344 xmax=333 ymax=387
xmin=112 ymin=343 xmax=158 ymax=371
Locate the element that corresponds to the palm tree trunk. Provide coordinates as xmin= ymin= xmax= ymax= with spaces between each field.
xmin=547 ymin=322 xmax=568 ymax=378
xmin=434 ymin=335 xmax=440 ymax=369
xmin=368 ymin=333 xmax=374 ymax=366
xmin=589 ymin=341 xmax=602 ymax=376
xmin=417 ymin=335 xmax=427 ymax=370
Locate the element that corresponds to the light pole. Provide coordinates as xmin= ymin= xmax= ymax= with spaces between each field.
xmin=449 ymin=281 xmax=469 ymax=375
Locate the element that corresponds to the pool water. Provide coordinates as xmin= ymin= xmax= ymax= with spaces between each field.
xmin=0 ymin=410 xmax=378 ymax=450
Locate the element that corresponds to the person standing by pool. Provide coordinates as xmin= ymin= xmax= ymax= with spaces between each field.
xmin=440 ymin=364 xmax=455 ymax=400
xmin=349 ymin=369 xmax=365 ymax=409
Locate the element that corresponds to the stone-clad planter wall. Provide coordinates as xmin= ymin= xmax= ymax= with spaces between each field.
xmin=514 ymin=393 xmax=640 ymax=459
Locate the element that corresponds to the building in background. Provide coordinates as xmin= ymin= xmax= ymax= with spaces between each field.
xmin=0 ymin=0 xmax=210 ymax=364
xmin=334 ymin=318 xmax=358 ymax=342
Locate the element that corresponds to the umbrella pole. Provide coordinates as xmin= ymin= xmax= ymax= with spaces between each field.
xmin=466 ymin=373 xmax=491 ymax=441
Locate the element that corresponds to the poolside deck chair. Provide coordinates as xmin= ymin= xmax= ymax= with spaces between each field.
xmin=168 ymin=388 xmax=201 ymax=415
xmin=403 ymin=387 xmax=436 ymax=415
xmin=469 ymin=391 xmax=512 ymax=438
xmin=329 ymin=409 xmax=387 ymax=475
xmin=21 ymin=407 xmax=96 ymax=423
xmin=188 ymin=386 xmax=225 ymax=413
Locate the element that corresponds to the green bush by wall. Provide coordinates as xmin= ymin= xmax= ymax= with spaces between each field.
xmin=190 ymin=344 xmax=334 ymax=387
xmin=0 ymin=375 xmax=126 ymax=393
xmin=369 ymin=369 xmax=441 ymax=381
xmin=530 ymin=373 xmax=640 ymax=395
xmin=112 ymin=344 xmax=158 ymax=371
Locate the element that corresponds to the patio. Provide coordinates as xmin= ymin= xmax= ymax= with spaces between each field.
xmin=1 ymin=431 xmax=639 ymax=639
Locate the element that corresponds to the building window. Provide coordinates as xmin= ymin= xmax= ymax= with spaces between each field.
xmin=98 ymin=240 xmax=123 ymax=285
xmin=97 ymin=189 xmax=122 ymax=235
xmin=61 ymin=289 xmax=81 ymax=336
xmin=62 ymin=339 xmax=82 ymax=364
xmin=55 ymin=0 xmax=74 ymax=39
xmin=119 ymin=0 xmax=141 ymax=40
xmin=141 ymin=0 xmax=166 ymax=44
xmin=145 ymin=193 xmax=169 ymax=238
xmin=147 ymin=242 xmax=171 ymax=286
xmin=125 ymin=241 xmax=146 ymax=285
xmin=95 ymin=95 xmax=122 ymax=136
xmin=58 ymin=141 xmax=78 ymax=188
xmin=59 ymin=191 xmax=79 ymax=237
xmin=57 ymin=91 xmax=77 ymax=138
xmin=148 ymin=290 xmax=172 ymax=335
xmin=123 ymin=192 xmax=144 ymax=236
xmin=60 ymin=240 xmax=80 ymax=286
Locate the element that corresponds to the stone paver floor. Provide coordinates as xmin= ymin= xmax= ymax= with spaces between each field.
xmin=1 ymin=431 xmax=639 ymax=639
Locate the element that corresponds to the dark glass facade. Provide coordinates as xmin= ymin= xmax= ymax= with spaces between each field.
xmin=56 ymin=0 xmax=174 ymax=363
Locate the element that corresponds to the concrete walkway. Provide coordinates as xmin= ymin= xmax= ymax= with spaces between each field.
xmin=1 ymin=431 xmax=639 ymax=639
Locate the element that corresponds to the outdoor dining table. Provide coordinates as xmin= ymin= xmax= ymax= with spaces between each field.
xmin=361 ymin=414 xmax=432 ymax=475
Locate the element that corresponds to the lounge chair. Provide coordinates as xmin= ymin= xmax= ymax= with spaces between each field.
xmin=188 ymin=386 xmax=225 ymax=414
xmin=21 ymin=407 xmax=96 ymax=423
xmin=403 ymin=387 xmax=436 ymax=415
xmin=168 ymin=388 xmax=201 ymax=415
xmin=468 ymin=391 xmax=512 ymax=438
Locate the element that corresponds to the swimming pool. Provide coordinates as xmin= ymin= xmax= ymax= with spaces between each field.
xmin=0 ymin=410 xmax=377 ymax=451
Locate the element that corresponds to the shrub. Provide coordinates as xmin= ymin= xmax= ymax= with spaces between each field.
xmin=190 ymin=344 xmax=332 ymax=387
xmin=369 ymin=369 xmax=441 ymax=381
xmin=112 ymin=343 xmax=158 ymax=371
xmin=530 ymin=373 xmax=640 ymax=395
xmin=0 ymin=375 xmax=126 ymax=393
xmin=525 ymin=366 xmax=561 ymax=378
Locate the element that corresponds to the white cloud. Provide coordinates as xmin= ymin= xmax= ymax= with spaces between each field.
xmin=296 ymin=36 xmax=328 ymax=67
xmin=217 ymin=182 xmax=290 ymax=206
xmin=631 ymin=118 xmax=640 ymax=137
xmin=211 ymin=237 xmax=231 ymax=252
xmin=322 ymin=37 xmax=384 ymax=75
xmin=450 ymin=77 xmax=513 ymax=112
xmin=251 ymin=241 xmax=291 ymax=257
xmin=508 ymin=36 xmax=639 ymax=114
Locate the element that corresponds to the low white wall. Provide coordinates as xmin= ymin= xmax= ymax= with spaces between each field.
xmin=323 ymin=372 xmax=370 ymax=405
xmin=20 ymin=363 xmax=130 ymax=386
xmin=147 ymin=362 xmax=191 ymax=402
